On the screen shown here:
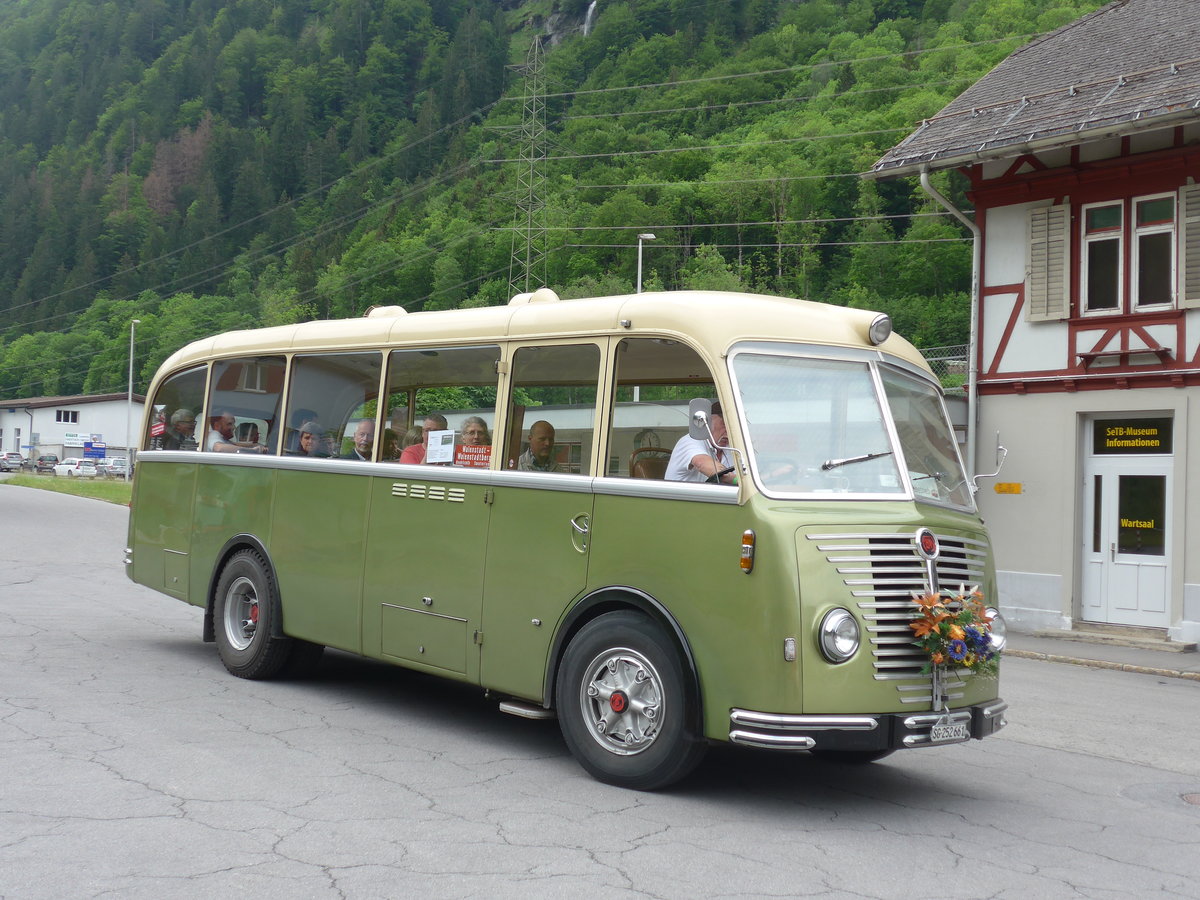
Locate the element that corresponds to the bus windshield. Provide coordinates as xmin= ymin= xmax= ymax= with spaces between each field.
xmin=731 ymin=346 xmax=972 ymax=509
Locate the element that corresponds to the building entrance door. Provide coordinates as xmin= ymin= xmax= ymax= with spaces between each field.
xmin=1080 ymin=417 xmax=1173 ymax=628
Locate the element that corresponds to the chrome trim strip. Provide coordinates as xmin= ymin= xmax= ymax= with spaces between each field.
xmin=729 ymin=709 xmax=879 ymax=731
xmin=592 ymin=476 xmax=740 ymax=504
xmin=381 ymin=603 xmax=467 ymax=623
xmin=728 ymin=730 xmax=816 ymax=751
xmin=135 ymin=451 xmax=742 ymax=502
xmin=980 ymin=700 xmax=1009 ymax=718
xmin=902 ymin=710 xmax=972 ymax=729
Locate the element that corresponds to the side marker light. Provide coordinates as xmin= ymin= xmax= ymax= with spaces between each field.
xmin=740 ymin=530 xmax=756 ymax=573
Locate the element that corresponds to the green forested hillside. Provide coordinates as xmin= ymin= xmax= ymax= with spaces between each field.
xmin=0 ymin=0 xmax=1104 ymax=400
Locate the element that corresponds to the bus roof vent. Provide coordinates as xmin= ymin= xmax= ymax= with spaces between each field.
xmin=509 ymin=287 xmax=561 ymax=306
xmin=364 ymin=305 xmax=408 ymax=318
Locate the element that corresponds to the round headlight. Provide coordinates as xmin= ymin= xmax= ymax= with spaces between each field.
xmin=819 ymin=608 xmax=860 ymax=663
xmin=986 ymin=607 xmax=1007 ymax=653
xmin=868 ymin=313 xmax=892 ymax=345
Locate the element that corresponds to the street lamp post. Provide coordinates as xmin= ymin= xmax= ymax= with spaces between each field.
xmin=126 ymin=319 xmax=140 ymax=483
xmin=636 ymin=233 xmax=656 ymax=293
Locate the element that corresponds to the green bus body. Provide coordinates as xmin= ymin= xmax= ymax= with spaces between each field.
xmin=127 ymin=289 xmax=1006 ymax=788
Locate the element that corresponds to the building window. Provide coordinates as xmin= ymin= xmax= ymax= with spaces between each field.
xmin=1133 ymin=195 xmax=1175 ymax=308
xmin=55 ymin=410 xmax=79 ymax=424
xmin=1081 ymin=194 xmax=1176 ymax=315
xmin=1082 ymin=202 xmax=1121 ymax=313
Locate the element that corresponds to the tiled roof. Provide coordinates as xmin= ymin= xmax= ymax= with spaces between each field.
xmin=870 ymin=0 xmax=1200 ymax=178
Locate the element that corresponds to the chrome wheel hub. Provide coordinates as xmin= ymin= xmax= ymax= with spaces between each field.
xmin=223 ymin=575 xmax=259 ymax=651
xmin=579 ymin=647 xmax=664 ymax=756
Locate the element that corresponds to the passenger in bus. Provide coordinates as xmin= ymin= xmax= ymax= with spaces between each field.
xmin=399 ymin=414 xmax=449 ymax=464
xmin=342 ymin=420 xmax=375 ymax=461
xmin=162 ymin=409 xmax=197 ymax=450
xmin=207 ymin=411 xmax=265 ymax=453
xmin=283 ymin=409 xmax=318 ymax=454
xmin=287 ymin=421 xmax=327 ymax=457
xmin=460 ymin=416 xmax=490 ymax=446
xmin=379 ymin=428 xmax=403 ymax=462
xmin=665 ymin=401 xmax=735 ymax=484
xmin=517 ymin=420 xmax=561 ymax=472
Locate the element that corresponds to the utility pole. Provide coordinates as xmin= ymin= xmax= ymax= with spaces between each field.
xmin=508 ymin=37 xmax=547 ymax=297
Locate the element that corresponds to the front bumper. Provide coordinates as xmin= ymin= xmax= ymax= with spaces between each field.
xmin=728 ymin=699 xmax=1008 ymax=752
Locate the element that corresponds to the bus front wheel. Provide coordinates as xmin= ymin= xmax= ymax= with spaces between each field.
xmin=213 ymin=549 xmax=295 ymax=680
xmin=556 ymin=611 xmax=706 ymax=790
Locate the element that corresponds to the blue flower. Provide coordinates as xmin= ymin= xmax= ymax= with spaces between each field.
xmin=948 ymin=639 xmax=968 ymax=661
xmin=964 ymin=626 xmax=988 ymax=650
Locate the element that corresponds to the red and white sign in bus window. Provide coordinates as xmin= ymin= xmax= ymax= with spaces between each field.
xmin=454 ymin=445 xmax=490 ymax=468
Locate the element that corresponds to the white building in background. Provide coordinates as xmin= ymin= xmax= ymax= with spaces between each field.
xmin=0 ymin=393 xmax=146 ymax=461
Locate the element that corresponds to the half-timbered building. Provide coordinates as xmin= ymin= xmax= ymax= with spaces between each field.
xmin=871 ymin=0 xmax=1200 ymax=643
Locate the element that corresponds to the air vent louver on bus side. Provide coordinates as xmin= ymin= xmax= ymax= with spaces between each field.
xmin=806 ymin=531 xmax=988 ymax=703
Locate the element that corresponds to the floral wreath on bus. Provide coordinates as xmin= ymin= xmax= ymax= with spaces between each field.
xmin=909 ymin=587 xmax=1000 ymax=677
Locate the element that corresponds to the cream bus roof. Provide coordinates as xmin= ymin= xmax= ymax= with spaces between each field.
xmin=157 ymin=290 xmax=930 ymax=375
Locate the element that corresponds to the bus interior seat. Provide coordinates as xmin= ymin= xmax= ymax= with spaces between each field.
xmin=630 ymin=446 xmax=671 ymax=479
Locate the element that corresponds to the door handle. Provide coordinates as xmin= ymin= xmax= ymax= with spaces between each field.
xmin=1110 ymin=542 xmax=1115 ymax=561
xmin=570 ymin=513 xmax=590 ymax=554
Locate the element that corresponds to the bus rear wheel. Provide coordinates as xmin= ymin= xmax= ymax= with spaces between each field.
xmin=556 ymin=611 xmax=706 ymax=790
xmin=213 ymin=549 xmax=295 ymax=680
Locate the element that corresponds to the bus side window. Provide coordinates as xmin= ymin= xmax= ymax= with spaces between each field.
xmin=608 ymin=338 xmax=715 ymax=478
xmin=282 ymin=353 xmax=383 ymax=460
xmin=504 ymin=344 xmax=601 ymax=475
xmin=385 ymin=345 xmax=501 ymax=468
xmin=206 ymin=357 xmax=286 ymax=454
xmin=145 ymin=365 xmax=206 ymax=451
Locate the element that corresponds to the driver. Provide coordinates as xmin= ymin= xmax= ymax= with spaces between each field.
xmin=665 ymin=401 xmax=735 ymax=484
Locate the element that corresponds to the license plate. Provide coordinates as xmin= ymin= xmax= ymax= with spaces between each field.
xmin=929 ymin=721 xmax=970 ymax=744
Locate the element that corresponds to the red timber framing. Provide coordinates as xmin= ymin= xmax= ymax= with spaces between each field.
xmin=965 ymin=136 xmax=1200 ymax=396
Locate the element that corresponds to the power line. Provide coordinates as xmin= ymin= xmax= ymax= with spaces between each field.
xmin=559 ymin=80 xmax=959 ymax=121
xmin=486 ymin=128 xmax=909 ymax=164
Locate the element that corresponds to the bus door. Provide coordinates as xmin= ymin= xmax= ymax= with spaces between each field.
xmin=360 ymin=345 xmax=502 ymax=680
xmin=479 ymin=342 xmax=604 ymax=699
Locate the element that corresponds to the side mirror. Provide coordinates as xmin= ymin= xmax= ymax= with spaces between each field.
xmin=688 ymin=398 xmax=713 ymax=440
xmin=971 ymin=432 xmax=1008 ymax=492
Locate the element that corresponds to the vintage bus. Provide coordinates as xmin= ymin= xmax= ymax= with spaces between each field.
xmin=126 ymin=288 xmax=1007 ymax=789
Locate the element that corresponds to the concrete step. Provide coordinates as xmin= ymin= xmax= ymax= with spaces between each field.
xmin=1032 ymin=628 xmax=1196 ymax=653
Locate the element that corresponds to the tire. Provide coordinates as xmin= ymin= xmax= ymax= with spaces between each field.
xmin=809 ymin=749 xmax=896 ymax=764
xmin=556 ymin=610 xmax=706 ymax=790
xmin=212 ymin=549 xmax=295 ymax=680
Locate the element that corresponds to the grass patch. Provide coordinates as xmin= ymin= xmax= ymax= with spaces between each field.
xmin=2 ymin=473 xmax=132 ymax=505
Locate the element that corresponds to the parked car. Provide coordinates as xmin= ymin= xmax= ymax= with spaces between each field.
xmin=34 ymin=454 xmax=59 ymax=474
xmin=96 ymin=457 xmax=129 ymax=478
xmin=53 ymin=457 xmax=98 ymax=478
xmin=0 ymin=452 xmax=24 ymax=472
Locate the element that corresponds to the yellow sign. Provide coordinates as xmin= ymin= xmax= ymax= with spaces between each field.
xmin=994 ymin=482 xmax=1022 ymax=494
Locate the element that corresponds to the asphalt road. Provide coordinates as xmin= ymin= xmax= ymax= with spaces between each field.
xmin=2 ymin=485 xmax=1199 ymax=899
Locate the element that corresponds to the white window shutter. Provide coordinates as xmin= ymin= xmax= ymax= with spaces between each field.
xmin=1180 ymin=184 xmax=1200 ymax=309
xmin=1027 ymin=204 xmax=1069 ymax=321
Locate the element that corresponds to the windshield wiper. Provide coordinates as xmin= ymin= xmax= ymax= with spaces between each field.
xmin=821 ymin=450 xmax=893 ymax=471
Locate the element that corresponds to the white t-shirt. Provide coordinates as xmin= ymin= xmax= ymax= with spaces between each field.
xmin=665 ymin=435 xmax=729 ymax=483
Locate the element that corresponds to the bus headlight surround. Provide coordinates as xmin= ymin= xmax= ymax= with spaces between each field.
xmin=818 ymin=608 xmax=860 ymax=663
xmin=986 ymin=607 xmax=1007 ymax=653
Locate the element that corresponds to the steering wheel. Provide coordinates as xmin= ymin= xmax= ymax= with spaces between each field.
xmin=706 ymin=465 xmax=736 ymax=484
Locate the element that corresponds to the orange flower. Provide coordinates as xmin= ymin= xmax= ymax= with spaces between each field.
xmin=910 ymin=613 xmax=949 ymax=639
xmin=931 ymin=651 xmax=945 ymax=665
xmin=948 ymin=624 xmax=965 ymax=641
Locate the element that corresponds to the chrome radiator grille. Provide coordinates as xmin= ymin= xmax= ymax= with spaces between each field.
xmin=806 ymin=531 xmax=989 ymax=701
